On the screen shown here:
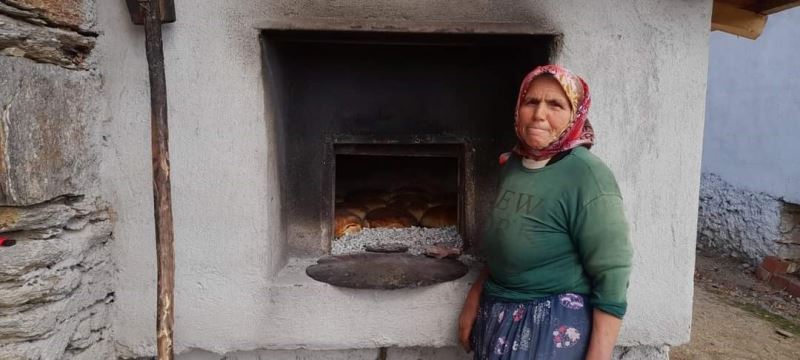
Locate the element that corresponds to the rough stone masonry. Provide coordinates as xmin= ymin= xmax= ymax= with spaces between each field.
xmin=0 ymin=196 xmax=114 ymax=360
xmin=0 ymin=0 xmax=115 ymax=359
xmin=697 ymin=173 xmax=800 ymax=263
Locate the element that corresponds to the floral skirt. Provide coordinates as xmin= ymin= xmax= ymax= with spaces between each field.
xmin=470 ymin=293 xmax=592 ymax=360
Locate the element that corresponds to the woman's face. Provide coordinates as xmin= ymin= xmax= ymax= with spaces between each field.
xmin=516 ymin=76 xmax=573 ymax=150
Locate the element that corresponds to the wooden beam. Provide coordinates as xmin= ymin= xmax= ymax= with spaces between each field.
xmin=711 ymin=1 xmax=768 ymax=39
xmin=714 ymin=0 xmax=800 ymax=14
xmin=125 ymin=0 xmax=176 ymax=25
xmin=757 ymin=0 xmax=800 ymax=15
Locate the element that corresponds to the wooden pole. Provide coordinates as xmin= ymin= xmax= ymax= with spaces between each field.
xmin=140 ymin=0 xmax=175 ymax=358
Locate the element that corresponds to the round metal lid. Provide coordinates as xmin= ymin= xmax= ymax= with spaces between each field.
xmin=306 ymin=252 xmax=468 ymax=289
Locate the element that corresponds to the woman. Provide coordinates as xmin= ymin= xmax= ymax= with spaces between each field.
xmin=458 ymin=65 xmax=632 ymax=360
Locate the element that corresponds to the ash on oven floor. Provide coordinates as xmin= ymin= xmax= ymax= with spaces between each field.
xmin=332 ymin=226 xmax=463 ymax=256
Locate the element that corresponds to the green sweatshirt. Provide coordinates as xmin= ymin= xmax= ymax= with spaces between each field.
xmin=482 ymin=147 xmax=632 ymax=318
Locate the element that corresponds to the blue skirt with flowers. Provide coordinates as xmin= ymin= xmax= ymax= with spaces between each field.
xmin=470 ymin=293 xmax=592 ymax=360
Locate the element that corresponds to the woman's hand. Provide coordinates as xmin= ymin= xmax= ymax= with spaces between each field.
xmin=585 ymin=309 xmax=623 ymax=360
xmin=458 ymin=296 xmax=479 ymax=351
xmin=458 ymin=267 xmax=489 ymax=352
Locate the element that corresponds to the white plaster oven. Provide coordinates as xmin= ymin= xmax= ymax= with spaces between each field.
xmin=96 ymin=1 xmax=712 ymax=358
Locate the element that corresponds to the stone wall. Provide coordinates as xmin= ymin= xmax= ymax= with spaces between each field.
xmin=699 ymin=8 xmax=800 ymax=264
xmin=697 ymin=173 xmax=800 ymax=262
xmin=0 ymin=196 xmax=114 ymax=360
xmin=0 ymin=0 xmax=96 ymax=70
xmin=0 ymin=0 xmax=115 ymax=359
xmin=702 ymin=9 xmax=800 ymax=204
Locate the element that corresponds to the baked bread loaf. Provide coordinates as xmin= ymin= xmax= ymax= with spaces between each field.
xmin=388 ymin=198 xmax=430 ymax=221
xmin=363 ymin=207 xmax=418 ymax=228
xmin=334 ymin=209 xmax=363 ymax=238
xmin=427 ymin=192 xmax=457 ymax=207
xmin=420 ymin=205 xmax=457 ymax=228
xmin=336 ymin=202 xmax=369 ymax=219
xmin=359 ymin=197 xmax=386 ymax=210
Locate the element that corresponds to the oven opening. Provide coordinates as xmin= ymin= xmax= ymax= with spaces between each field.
xmin=332 ymin=145 xmax=463 ymax=257
xmin=261 ymin=29 xmax=556 ymax=288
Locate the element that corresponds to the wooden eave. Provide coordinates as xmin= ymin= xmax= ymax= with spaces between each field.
xmin=712 ymin=0 xmax=800 ymax=39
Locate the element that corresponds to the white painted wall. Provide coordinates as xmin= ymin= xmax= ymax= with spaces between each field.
xmin=702 ymin=7 xmax=800 ymax=204
xmin=96 ymin=0 xmax=711 ymax=356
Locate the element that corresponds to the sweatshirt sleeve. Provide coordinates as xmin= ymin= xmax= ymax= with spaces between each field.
xmin=572 ymin=194 xmax=633 ymax=318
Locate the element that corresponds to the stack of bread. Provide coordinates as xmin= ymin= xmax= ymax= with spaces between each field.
xmin=333 ymin=186 xmax=457 ymax=238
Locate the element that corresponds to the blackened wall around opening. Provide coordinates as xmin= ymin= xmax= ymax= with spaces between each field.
xmin=262 ymin=30 xmax=554 ymax=255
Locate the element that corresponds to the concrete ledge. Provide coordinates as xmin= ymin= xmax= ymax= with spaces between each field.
xmin=178 ymin=347 xmax=471 ymax=360
xmin=178 ymin=345 xmax=668 ymax=360
xmin=178 ymin=348 xmax=378 ymax=360
xmin=263 ymin=257 xmax=479 ymax=349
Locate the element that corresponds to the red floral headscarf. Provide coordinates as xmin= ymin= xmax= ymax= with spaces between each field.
xmin=500 ymin=64 xmax=594 ymax=164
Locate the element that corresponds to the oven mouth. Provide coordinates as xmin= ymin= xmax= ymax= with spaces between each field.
xmin=325 ymin=135 xmax=468 ymax=251
xmin=261 ymin=28 xmax=556 ymax=287
xmin=304 ymin=135 xmax=474 ymax=289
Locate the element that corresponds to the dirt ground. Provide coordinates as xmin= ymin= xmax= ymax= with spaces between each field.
xmin=671 ymin=251 xmax=800 ymax=360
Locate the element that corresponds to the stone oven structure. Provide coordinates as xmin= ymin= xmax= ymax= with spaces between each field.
xmin=1 ymin=0 xmax=717 ymax=359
